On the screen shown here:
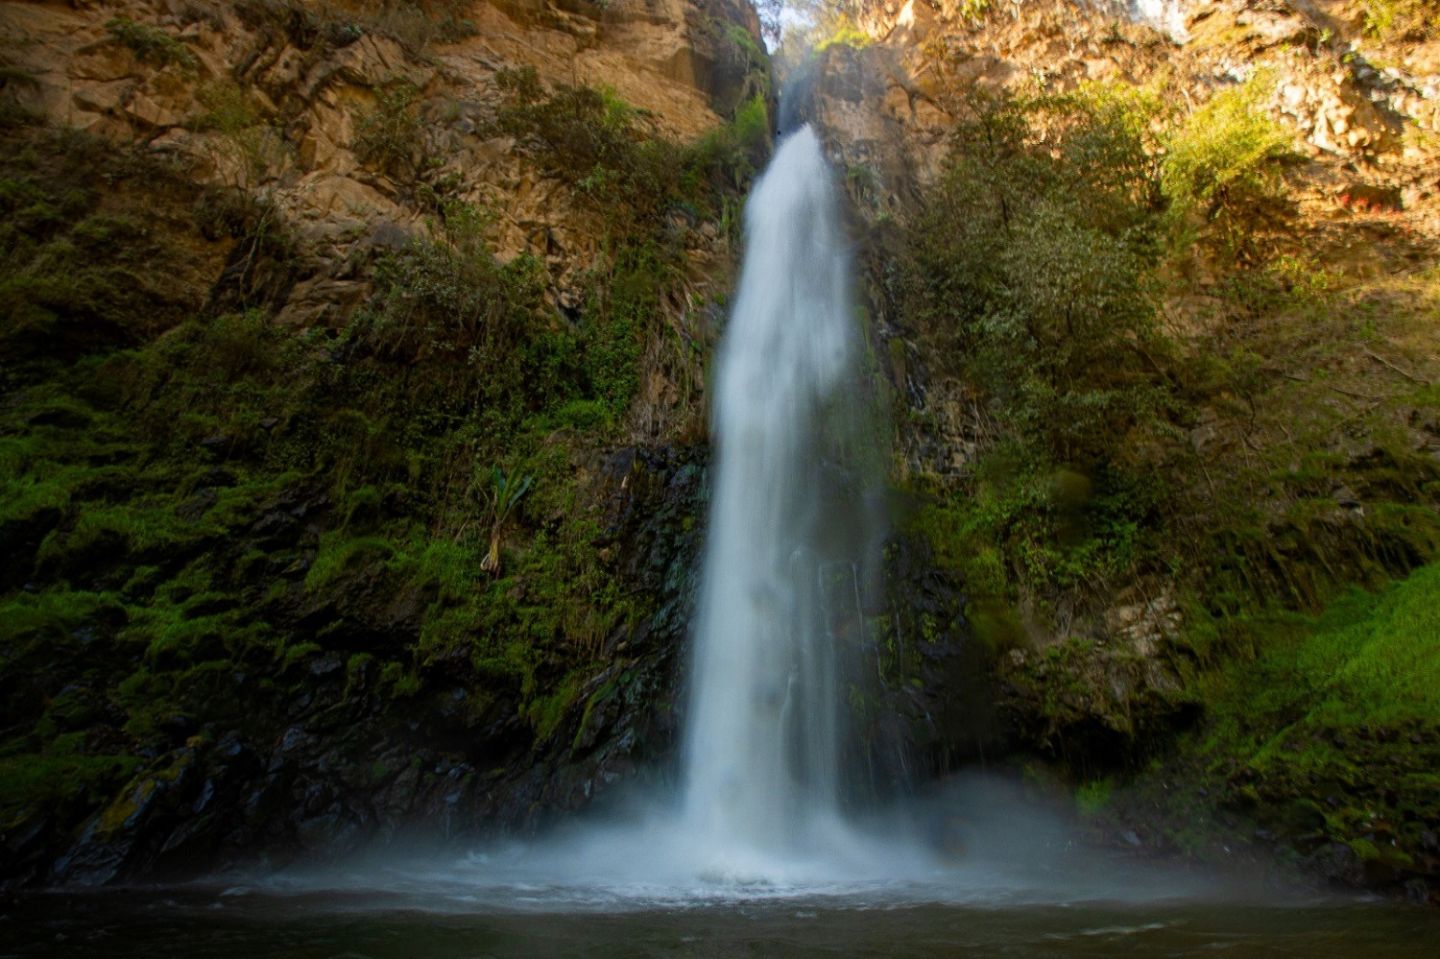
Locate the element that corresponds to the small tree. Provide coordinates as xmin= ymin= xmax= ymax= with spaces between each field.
xmin=479 ymin=467 xmax=532 ymax=574
xmin=354 ymin=81 xmax=423 ymax=179
xmin=1161 ymin=75 xmax=1293 ymax=260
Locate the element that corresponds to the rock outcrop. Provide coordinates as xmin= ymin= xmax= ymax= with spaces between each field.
xmin=0 ymin=0 xmax=764 ymax=329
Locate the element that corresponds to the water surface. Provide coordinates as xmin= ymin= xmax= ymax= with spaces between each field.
xmin=4 ymin=884 xmax=1435 ymax=958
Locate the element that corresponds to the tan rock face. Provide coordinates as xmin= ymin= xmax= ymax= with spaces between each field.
xmin=812 ymin=0 xmax=1440 ymax=217
xmin=0 ymin=0 xmax=765 ymax=339
xmin=806 ymin=0 xmax=1440 ymax=402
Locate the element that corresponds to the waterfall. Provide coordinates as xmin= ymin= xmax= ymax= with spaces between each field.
xmin=681 ymin=124 xmax=885 ymax=864
xmin=266 ymin=125 xmax=1233 ymax=910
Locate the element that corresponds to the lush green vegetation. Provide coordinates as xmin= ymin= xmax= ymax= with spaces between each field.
xmin=105 ymin=17 xmax=197 ymax=70
xmin=1362 ymin=0 xmax=1440 ymax=40
xmin=903 ymin=82 xmax=1178 ymax=625
xmin=903 ymin=76 xmax=1437 ymax=639
xmin=1133 ymin=563 xmax=1440 ymax=874
xmin=1206 ymin=563 xmax=1440 ymax=756
xmin=903 ymin=71 xmax=1440 ymax=878
xmin=0 ymin=59 xmax=767 ymax=844
xmin=223 ymin=0 xmax=478 ymax=53
xmin=814 ymin=17 xmax=874 ymax=53
xmin=1161 ymin=75 xmax=1294 ymax=259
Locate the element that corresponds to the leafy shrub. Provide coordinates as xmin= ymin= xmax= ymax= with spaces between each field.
xmin=984 ymin=202 xmax=1164 ymax=460
xmin=105 ymin=18 xmax=197 ymax=70
xmin=493 ymin=69 xmax=686 ymax=233
xmin=815 ymin=17 xmax=873 ymax=52
xmin=194 ymin=80 xmax=258 ymax=135
xmin=580 ymin=241 xmax=683 ymax=418
xmin=1362 ymin=0 xmax=1440 ymax=39
xmin=908 ymin=91 xmax=1167 ymax=467
xmin=1035 ymin=82 xmax=1170 ymax=232
xmin=353 ymin=82 xmax=424 ymax=179
xmin=348 ymin=204 xmax=545 ymax=370
xmin=959 ymin=0 xmax=992 ymax=20
xmin=689 ymin=94 xmax=771 ymax=191
xmin=900 ymin=88 xmax=1181 ymax=602
xmin=724 ymin=23 xmax=766 ymax=64
xmin=1161 ymin=76 xmax=1294 ymax=259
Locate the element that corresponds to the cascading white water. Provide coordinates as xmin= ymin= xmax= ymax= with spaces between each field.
xmin=1131 ymin=0 xmax=1189 ymax=39
xmin=681 ymin=124 xmax=884 ymax=865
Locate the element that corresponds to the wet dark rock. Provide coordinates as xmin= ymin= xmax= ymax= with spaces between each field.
xmin=839 ymin=531 xmax=1003 ymax=796
xmin=309 ymin=653 xmax=345 ymax=677
xmin=176 ymin=488 xmax=219 ymax=522
xmin=1306 ymin=842 xmax=1363 ymax=885
xmin=157 ymin=714 xmax=197 ymax=742
xmin=2 ymin=443 xmax=714 ymax=888
xmin=26 ymin=406 xmax=92 ymax=429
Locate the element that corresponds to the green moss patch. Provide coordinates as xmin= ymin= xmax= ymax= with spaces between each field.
xmin=1112 ymin=564 xmax=1440 ymax=882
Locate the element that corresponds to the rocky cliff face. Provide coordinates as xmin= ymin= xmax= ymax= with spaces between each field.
xmin=1 ymin=0 xmax=763 ymax=329
xmin=0 ymin=0 xmax=767 ymax=886
xmin=818 ymin=0 xmax=1439 ymax=210
xmin=795 ymin=0 xmax=1440 ymax=898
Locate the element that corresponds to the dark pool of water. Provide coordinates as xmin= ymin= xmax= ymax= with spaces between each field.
xmin=3 ymin=887 xmax=1437 ymax=958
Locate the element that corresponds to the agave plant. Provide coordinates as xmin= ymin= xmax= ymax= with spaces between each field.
xmin=480 ymin=467 xmax=533 ymax=574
